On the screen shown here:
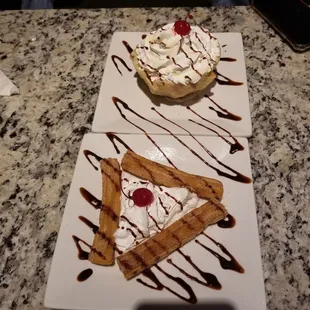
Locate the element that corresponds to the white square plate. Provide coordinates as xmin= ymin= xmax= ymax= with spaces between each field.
xmin=45 ymin=133 xmax=266 ymax=310
xmin=92 ymin=32 xmax=252 ymax=137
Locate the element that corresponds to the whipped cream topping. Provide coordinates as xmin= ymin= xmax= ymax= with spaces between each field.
xmin=135 ymin=23 xmax=221 ymax=85
xmin=114 ymin=172 xmax=202 ymax=252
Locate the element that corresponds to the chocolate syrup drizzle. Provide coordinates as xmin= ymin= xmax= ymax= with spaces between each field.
xmin=168 ymin=249 xmax=221 ymax=290
xmin=138 ymin=265 xmax=197 ymax=304
xmin=106 ymin=132 xmax=132 ymax=154
xmin=121 ymin=215 xmax=145 ymax=238
xmin=83 ymin=150 xmax=102 ymax=170
xmin=195 ymin=33 xmax=216 ymax=64
xmin=220 ymin=57 xmax=236 ymax=62
xmin=79 ymin=187 xmax=119 ymax=222
xmin=187 ymin=106 xmax=244 ymax=154
xmin=77 ymin=209 xmax=123 ymax=255
xmin=121 ymin=187 xmax=132 ymax=199
xmin=153 ymin=106 xmax=242 ymax=154
xmin=205 ymin=96 xmax=242 ymax=121
xmin=146 ymin=208 xmax=161 ymax=230
xmin=111 ymin=55 xmax=132 ymax=76
xmin=122 ymin=40 xmax=133 ymax=54
xmin=77 ymin=268 xmax=93 ymax=282
xmin=146 ymin=106 xmax=250 ymax=183
xmin=79 ymin=187 xmax=101 ymax=209
xmin=189 ymin=41 xmax=201 ymax=54
xmin=83 ymin=150 xmax=121 ymax=190
xmin=79 ymin=215 xmax=99 ymax=233
xmin=189 ymin=119 xmax=243 ymax=154
xmin=112 ymin=97 xmax=177 ymax=169
xmin=215 ymin=70 xmax=243 ymax=86
xmin=196 ymin=233 xmax=244 ymax=273
xmin=135 ymin=237 xmax=223 ymax=301
xmin=172 ymin=57 xmax=182 ymax=68
xmin=200 ymin=27 xmax=214 ymax=39
xmin=195 ymin=33 xmax=207 ymax=52
xmin=157 ymin=198 xmax=169 ymax=217
xmin=164 ymin=192 xmax=183 ymax=210
xmin=217 ymin=214 xmax=236 ymax=229
xmin=72 ymin=235 xmax=91 ymax=260
xmin=127 ymin=228 xmax=137 ymax=238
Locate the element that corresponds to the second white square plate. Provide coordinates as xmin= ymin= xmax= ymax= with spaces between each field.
xmin=45 ymin=133 xmax=265 ymax=310
xmin=92 ymin=32 xmax=252 ymax=137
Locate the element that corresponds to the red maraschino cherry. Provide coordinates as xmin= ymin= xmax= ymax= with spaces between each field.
xmin=174 ymin=14 xmax=193 ymax=36
xmin=132 ymin=188 xmax=154 ymax=207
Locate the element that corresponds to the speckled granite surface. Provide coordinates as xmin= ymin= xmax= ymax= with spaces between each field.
xmin=0 ymin=7 xmax=309 ymax=310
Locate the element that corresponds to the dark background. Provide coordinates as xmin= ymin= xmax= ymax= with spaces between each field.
xmin=0 ymin=0 xmax=250 ymax=10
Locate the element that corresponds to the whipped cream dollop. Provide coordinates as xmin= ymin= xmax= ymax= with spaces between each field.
xmin=114 ymin=172 xmax=202 ymax=252
xmin=135 ymin=23 xmax=221 ymax=85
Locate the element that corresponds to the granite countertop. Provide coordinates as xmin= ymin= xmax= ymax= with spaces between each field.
xmin=0 ymin=7 xmax=309 ymax=310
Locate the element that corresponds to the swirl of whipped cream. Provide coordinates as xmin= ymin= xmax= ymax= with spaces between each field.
xmin=135 ymin=23 xmax=221 ymax=85
xmin=114 ymin=172 xmax=201 ymax=252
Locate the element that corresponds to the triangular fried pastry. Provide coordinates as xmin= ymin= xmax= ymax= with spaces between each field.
xmin=117 ymin=199 xmax=227 ymax=279
xmin=121 ymin=150 xmax=223 ymax=202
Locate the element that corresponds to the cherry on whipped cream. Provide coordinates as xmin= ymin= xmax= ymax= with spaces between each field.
xmin=132 ymin=188 xmax=154 ymax=207
xmin=174 ymin=14 xmax=193 ymax=36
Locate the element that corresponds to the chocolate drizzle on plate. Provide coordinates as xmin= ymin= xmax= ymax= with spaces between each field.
xmin=77 ymin=268 xmax=93 ymax=282
xmin=122 ymin=40 xmax=133 ymax=54
xmin=83 ymin=150 xmax=121 ymax=190
xmin=79 ymin=187 xmax=118 ymax=222
xmin=220 ymin=57 xmax=236 ymax=62
xmin=83 ymin=150 xmax=103 ymax=170
xmin=79 ymin=216 xmax=99 ymax=234
xmin=79 ymin=187 xmax=101 ymax=209
xmin=142 ymin=34 xmax=147 ymax=39
xmin=106 ymin=132 xmax=132 ymax=154
xmin=167 ymin=249 xmax=221 ymax=290
xmin=111 ymin=55 xmax=132 ymax=76
xmin=138 ymin=266 xmax=197 ymax=304
xmin=149 ymin=106 xmax=250 ymax=183
xmin=77 ymin=214 xmax=122 ymax=255
xmin=187 ymin=106 xmax=244 ymax=154
xmin=188 ymin=119 xmax=243 ymax=154
xmin=112 ymin=97 xmax=177 ymax=169
xmin=215 ymin=70 xmax=243 ymax=86
xmin=72 ymin=235 xmax=91 ymax=260
xmin=206 ymin=96 xmax=242 ymax=121
xmin=196 ymin=233 xmax=244 ymax=273
xmin=137 ymin=269 xmax=164 ymax=290
xmin=217 ymin=214 xmax=236 ymax=229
